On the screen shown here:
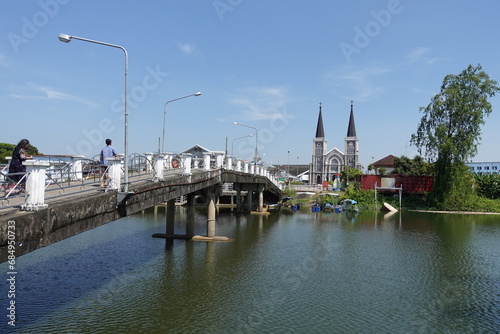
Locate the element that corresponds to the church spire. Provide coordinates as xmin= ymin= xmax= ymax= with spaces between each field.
xmin=346 ymin=100 xmax=356 ymax=137
xmin=315 ymin=102 xmax=325 ymax=138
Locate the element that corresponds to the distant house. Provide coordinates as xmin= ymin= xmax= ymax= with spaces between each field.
xmin=466 ymin=162 xmax=500 ymax=174
xmin=372 ymin=155 xmax=395 ymax=175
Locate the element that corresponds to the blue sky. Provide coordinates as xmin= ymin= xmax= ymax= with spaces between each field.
xmin=1 ymin=0 xmax=500 ymax=169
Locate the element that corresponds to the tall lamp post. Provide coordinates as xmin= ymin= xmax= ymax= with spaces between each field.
xmin=231 ymin=134 xmax=253 ymax=156
xmin=296 ymin=156 xmax=299 ymax=180
xmin=233 ymin=122 xmax=258 ymax=173
xmin=162 ymin=92 xmax=201 ymax=153
xmin=58 ymin=33 xmax=130 ymax=193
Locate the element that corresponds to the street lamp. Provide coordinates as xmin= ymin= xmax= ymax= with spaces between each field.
xmin=231 ymin=134 xmax=253 ymax=156
xmin=233 ymin=122 xmax=258 ymax=172
xmin=58 ymin=33 xmax=130 ymax=193
xmin=296 ymin=156 xmax=299 ymax=179
xmin=162 ymin=92 xmax=201 ymax=153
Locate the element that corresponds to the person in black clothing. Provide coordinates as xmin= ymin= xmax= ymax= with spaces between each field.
xmin=8 ymin=139 xmax=31 ymax=183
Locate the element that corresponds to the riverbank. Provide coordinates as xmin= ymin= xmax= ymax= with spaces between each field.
xmin=410 ymin=209 xmax=500 ymax=215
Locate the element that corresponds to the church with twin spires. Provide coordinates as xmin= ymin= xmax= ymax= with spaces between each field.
xmin=310 ymin=102 xmax=362 ymax=185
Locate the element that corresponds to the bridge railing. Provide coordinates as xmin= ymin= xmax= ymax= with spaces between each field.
xmin=1 ymin=152 xmax=283 ymax=211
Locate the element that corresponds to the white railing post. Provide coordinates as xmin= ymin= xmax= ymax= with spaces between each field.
xmin=226 ymin=156 xmax=233 ymax=170
xmin=250 ymin=164 xmax=255 ymax=175
xmin=181 ymin=153 xmax=192 ymax=175
xmin=21 ymin=160 xmax=50 ymax=211
xmin=243 ymin=160 xmax=249 ymax=174
xmin=107 ymin=157 xmax=123 ymax=191
xmin=152 ymin=154 xmax=165 ymax=181
xmin=71 ymin=155 xmax=85 ymax=181
xmin=144 ymin=152 xmax=154 ymax=173
xmin=235 ymin=159 xmax=242 ymax=172
xmin=216 ymin=153 xmax=224 ymax=168
xmin=203 ymin=152 xmax=211 ymax=171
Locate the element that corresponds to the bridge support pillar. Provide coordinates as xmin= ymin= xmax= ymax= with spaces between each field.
xmin=258 ymin=184 xmax=264 ymax=212
xmin=21 ymin=160 xmax=50 ymax=211
xmin=192 ymin=185 xmax=230 ymax=241
xmin=166 ymin=199 xmax=175 ymax=236
xmin=234 ymin=183 xmax=242 ymax=212
xmin=246 ymin=188 xmax=253 ymax=213
xmin=207 ymin=189 xmax=216 ymax=237
xmin=186 ymin=193 xmax=195 ymax=237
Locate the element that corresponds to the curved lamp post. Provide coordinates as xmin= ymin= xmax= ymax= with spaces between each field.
xmin=233 ymin=122 xmax=258 ymax=173
xmin=162 ymin=92 xmax=201 ymax=153
xmin=231 ymin=134 xmax=253 ymax=156
xmin=58 ymin=33 xmax=130 ymax=193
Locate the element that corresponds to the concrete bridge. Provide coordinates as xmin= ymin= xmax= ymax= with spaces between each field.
xmin=0 ymin=153 xmax=282 ymax=262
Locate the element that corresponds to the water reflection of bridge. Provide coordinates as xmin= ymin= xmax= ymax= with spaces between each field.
xmin=0 ymin=154 xmax=282 ymax=262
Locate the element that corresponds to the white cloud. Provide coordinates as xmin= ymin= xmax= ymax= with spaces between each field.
xmin=407 ymin=47 xmax=438 ymax=64
xmin=329 ymin=66 xmax=392 ymax=101
xmin=230 ymin=86 xmax=294 ymax=121
xmin=10 ymin=83 xmax=97 ymax=107
xmin=177 ymin=42 xmax=196 ymax=54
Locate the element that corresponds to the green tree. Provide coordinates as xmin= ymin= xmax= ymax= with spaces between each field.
xmin=410 ymin=64 xmax=500 ymax=209
xmin=367 ymin=163 xmax=374 ymax=174
xmin=392 ymin=155 xmax=431 ymax=176
xmin=340 ymin=166 xmax=363 ymax=185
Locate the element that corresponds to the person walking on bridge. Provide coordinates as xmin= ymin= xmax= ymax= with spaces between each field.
xmin=99 ymin=138 xmax=117 ymax=187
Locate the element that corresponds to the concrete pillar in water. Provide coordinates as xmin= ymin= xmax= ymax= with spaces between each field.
xmin=166 ymin=199 xmax=175 ymax=236
xmin=258 ymin=184 xmax=264 ymax=212
xmin=186 ymin=193 xmax=195 ymax=237
xmin=207 ymin=189 xmax=216 ymax=237
xmin=234 ymin=183 xmax=242 ymax=212
xmin=246 ymin=188 xmax=253 ymax=212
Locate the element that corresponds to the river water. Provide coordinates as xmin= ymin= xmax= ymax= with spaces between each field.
xmin=1 ymin=208 xmax=500 ymax=333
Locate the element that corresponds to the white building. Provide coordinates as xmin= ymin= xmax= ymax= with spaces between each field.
xmin=466 ymin=162 xmax=500 ymax=174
